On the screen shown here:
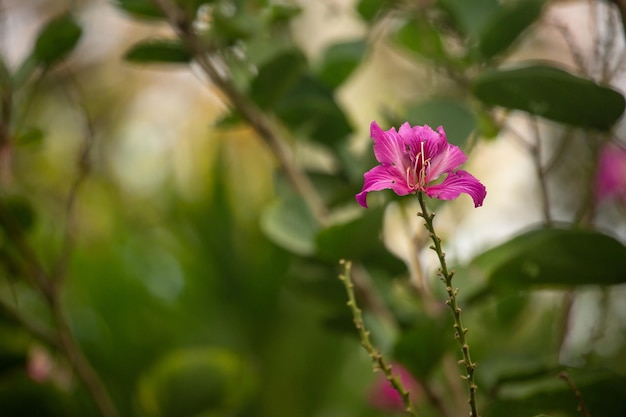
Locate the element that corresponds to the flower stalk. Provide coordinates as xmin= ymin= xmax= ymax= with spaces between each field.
xmin=417 ymin=192 xmax=480 ymax=417
xmin=338 ymin=260 xmax=418 ymax=417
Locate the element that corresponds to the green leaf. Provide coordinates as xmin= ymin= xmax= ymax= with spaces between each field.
xmin=394 ymin=17 xmax=446 ymax=61
xmin=405 ymin=99 xmax=476 ymax=147
xmin=265 ymin=4 xmax=302 ymax=25
xmin=472 ymin=64 xmax=626 ymax=130
xmin=357 ymin=0 xmax=389 ymax=22
xmin=114 ymin=0 xmax=163 ymax=19
xmin=487 ymin=370 xmax=626 ymax=417
xmin=437 ymin=0 xmax=499 ymax=38
xmin=212 ymin=8 xmax=262 ymax=43
xmin=274 ymin=75 xmax=353 ymax=146
xmin=15 ymin=127 xmax=44 ymax=147
xmin=33 ymin=14 xmax=82 ymax=66
xmin=478 ymin=0 xmax=546 ymax=59
xmin=249 ymin=49 xmax=307 ymax=108
xmin=124 ymin=39 xmax=192 ymax=64
xmin=393 ymin=315 xmax=452 ymax=379
xmin=0 ymin=196 xmax=36 ymax=233
xmin=317 ymin=39 xmax=366 ymax=89
xmin=260 ymin=195 xmax=319 ymax=256
xmin=470 ymin=228 xmax=626 ymax=292
xmin=315 ymin=207 xmax=384 ymax=262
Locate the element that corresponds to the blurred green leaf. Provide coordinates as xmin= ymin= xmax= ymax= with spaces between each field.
xmin=249 ymin=49 xmax=307 ymax=108
xmin=315 ymin=207 xmax=384 ymax=262
xmin=265 ymin=4 xmax=302 ymax=25
xmin=472 ymin=64 xmax=626 ymax=130
xmin=275 ymin=75 xmax=353 ymax=146
xmin=317 ymin=39 xmax=366 ymax=89
xmin=488 ymin=370 xmax=626 ymax=417
xmin=12 ymin=55 xmax=37 ymax=90
xmin=470 ymin=228 xmax=626 ymax=292
xmin=113 ymin=0 xmax=163 ymax=19
xmin=15 ymin=127 xmax=44 ymax=147
xmin=478 ymin=0 xmax=546 ymax=59
xmin=438 ymin=0 xmax=498 ymax=38
xmin=406 ymin=99 xmax=476 ymax=147
xmin=0 ymin=196 xmax=36 ymax=233
xmin=124 ymin=39 xmax=192 ymax=64
xmin=394 ymin=315 xmax=452 ymax=379
xmin=0 ymin=374 xmax=76 ymax=417
xmin=137 ymin=347 xmax=255 ymax=417
xmin=260 ymin=195 xmax=318 ymax=256
xmin=357 ymin=0 xmax=389 ymax=22
xmin=394 ymin=17 xmax=446 ymax=61
xmin=213 ymin=6 xmax=262 ymax=43
xmin=33 ymin=14 xmax=82 ymax=66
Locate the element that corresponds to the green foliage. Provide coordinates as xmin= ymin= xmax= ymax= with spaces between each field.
xmin=317 ymin=40 xmax=367 ymax=89
xmin=260 ymin=195 xmax=318 ymax=256
xmin=405 ymin=99 xmax=476 ymax=147
xmin=470 ymin=228 xmax=626 ymax=292
xmin=438 ymin=0 xmax=499 ymax=38
xmin=394 ymin=17 xmax=447 ymax=62
xmin=124 ymin=39 xmax=192 ymax=64
xmin=136 ymin=348 xmax=255 ymax=417
xmin=477 ymin=0 xmax=546 ymax=59
xmin=33 ymin=14 xmax=82 ymax=66
xmin=113 ymin=0 xmax=164 ymax=19
xmin=473 ymin=64 xmax=626 ymax=130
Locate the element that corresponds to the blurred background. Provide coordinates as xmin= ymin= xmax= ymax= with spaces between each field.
xmin=1 ymin=0 xmax=626 ymax=416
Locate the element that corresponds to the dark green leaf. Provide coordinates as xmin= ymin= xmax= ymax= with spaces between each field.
xmin=406 ymin=99 xmax=476 ymax=147
xmin=249 ymin=49 xmax=307 ymax=108
xmin=15 ymin=127 xmax=44 ymax=147
xmin=124 ymin=39 xmax=192 ymax=64
xmin=317 ymin=39 xmax=366 ymax=89
xmin=274 ymin=75 xmax=353 ymax=146
xmin=265 ymin=4 xmax=302 ymax=25
xmin=437 ymin=0 xmax=498 ymax=38
xmin=393 ymin=316 xmax=452 ymax=379
xmin=472 ymin=64 xmax=626 ymax=130
xmin=488 ymin=370 xmax=626 ymax=417
xmin=394 ymin=17 xmax=446 ymax=61
xmin=315 ymin=207 xmax=384 ymax=262
xmin=260 ymin=195 xmax=318 ymax=256
xmin=478 ymin=0 xmax=546 ymax=59
xmin=0 ymin=196 xmax=36 ymax=233
xmin=357 ymin=0 xmax=389 ymax=22
xmin=33 ymin=14 xmax=82 ymax=66
xmin=470 ymin=228 xmax=626 ymax=292
xmin=212 ymin=8 xmax=261 ymax=43
xmin=114 ymin=0 xmax=163 ymax=19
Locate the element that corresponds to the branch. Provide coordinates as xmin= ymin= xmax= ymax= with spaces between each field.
xmin=151 ymin=0 xmax=329 ymax=225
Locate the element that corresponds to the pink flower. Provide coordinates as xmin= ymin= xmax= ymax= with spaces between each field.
xmin=368 ymin=363 xmax=421 ymax=412
xmin=356 ymin=121 xmax=486 ymax=208
xmin=595 ymin=141 xmax=626 ymax=205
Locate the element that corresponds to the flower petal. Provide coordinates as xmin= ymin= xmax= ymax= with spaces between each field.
xmin=356 ymin=165 xmax=412 ymax=208
xmin=425 ymin=170 xmax=486 ymax=207
xmin=371 ymin=121 xmax=408 ymax=171
xmin=595 ymin=142 xmax=626 ymax=203
xmin=425 ymin=126 xmax=467 ymax=181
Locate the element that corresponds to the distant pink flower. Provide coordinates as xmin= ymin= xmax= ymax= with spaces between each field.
xmin=596 ymin=141 xmax=626 ymax=205
xmin=356 ymin=121 xmax=486 ymax=208
xmin=368 ymin=363 xmax=421 ymax=412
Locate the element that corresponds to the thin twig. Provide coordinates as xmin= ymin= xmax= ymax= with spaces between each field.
xmin=150 ymin=0 xmax=328 ymax=225
xmin=338 ymin=260 xmax=418 ymax=417
xmin=558 ymin=372 xmax=591 ymax=417
xmin=0 ymin=297 xmax=60 ymax=347
xmin=529 ymin=117 xmax=552 ymax=227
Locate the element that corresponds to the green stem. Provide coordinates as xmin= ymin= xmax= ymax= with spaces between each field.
xmin=338 ymin=260 xmax=417 ymax=417
xmin=417 ymin=193 xmax=480 ymax=417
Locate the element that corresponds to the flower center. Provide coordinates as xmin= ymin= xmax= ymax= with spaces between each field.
xmin=405 ymin=141 xmax=430 ymax=191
